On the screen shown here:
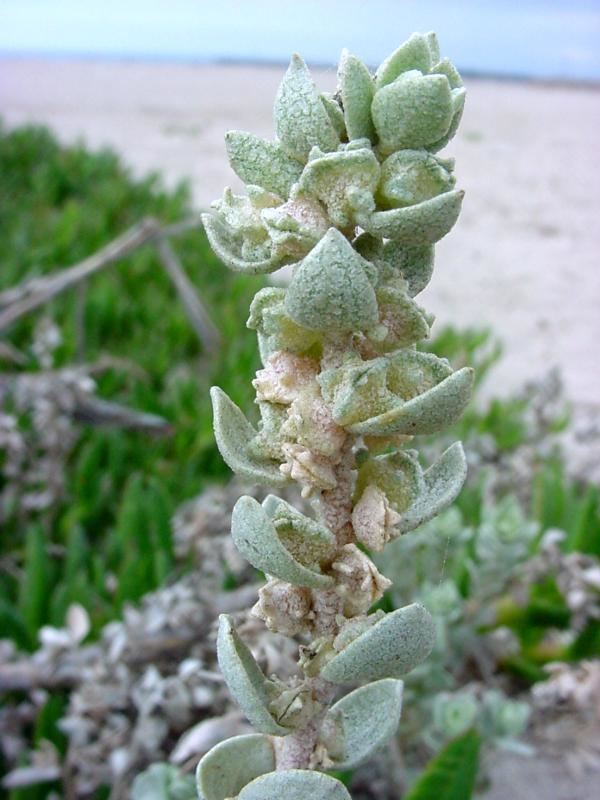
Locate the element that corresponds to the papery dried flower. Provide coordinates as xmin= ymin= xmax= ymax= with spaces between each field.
xmin=252 ymin=579 xmax=313 ymax=636
xmin=352 ymin=484 xmax=401 ymax=551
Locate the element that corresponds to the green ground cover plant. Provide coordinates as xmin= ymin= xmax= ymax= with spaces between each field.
xmin=0 ymin=122 xmax=261 ymax=640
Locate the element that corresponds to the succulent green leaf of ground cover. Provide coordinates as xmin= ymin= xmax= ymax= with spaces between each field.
xmin=402 ymin=729 xmax=481 ymax=800
xmin=321 ymin=603 xmax=435 ymax=684
xmin=231 ymin=496 xmax=335 ymax=588
xmin=381 ymin=241 xmax=435 ymax=297
xmin=238 ymin=770 xmax=352 ymax=800
xmin=356 ymin=188 xmax=464 ymax=245
xmin=210 ymin=387 xmax=289 ymax=486
xmin=285 ymin=228 xmax=378 ymax=334
xmin=217 ymin=615 xmax=288 ymax=735
xmin=274 ymin=54 xmax=340 ymax=161
xmin=338 ymin=50 xmax=376 ymax=141
xmin=323 ymin=679 xmax=404 ymax=769
xmin=196 ymin=734 xmax=275 ymax=800
xmin=225 ymin=131 xmax=303 ymax=198
xmin=396 ymin=442 xmax=468 ymax=533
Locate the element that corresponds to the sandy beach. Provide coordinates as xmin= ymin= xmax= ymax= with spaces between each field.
xmin=1 ymin=58 xmax=599 ymax=409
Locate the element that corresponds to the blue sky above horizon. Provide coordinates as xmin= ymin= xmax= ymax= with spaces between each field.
xmin=1 ymin=0 xmax=599 ymax=80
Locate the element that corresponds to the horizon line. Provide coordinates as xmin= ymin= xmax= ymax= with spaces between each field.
xmin=2 ymin=49 xmax=600 ymax=89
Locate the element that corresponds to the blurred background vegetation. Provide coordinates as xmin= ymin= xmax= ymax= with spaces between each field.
xmin=1 ymin=123 xmax=599 ymax=799
xmin=0 ymin=122 xmax=262 ymax=645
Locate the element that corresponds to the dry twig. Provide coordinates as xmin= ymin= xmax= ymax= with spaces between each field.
xmin=0 ymin=214 xmax=220 ymax=353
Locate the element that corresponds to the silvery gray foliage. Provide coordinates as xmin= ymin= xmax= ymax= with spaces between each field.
xmin=197 ymin=32 xmax=472 ymax=799
xmin=132 ymin=763 xmax=196 ymax=800
xmin=375 ymin=498 xmax=538 ymax=766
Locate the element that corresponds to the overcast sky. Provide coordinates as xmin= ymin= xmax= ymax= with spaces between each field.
xmin=1 ymin=0 xmax=599 ymax=79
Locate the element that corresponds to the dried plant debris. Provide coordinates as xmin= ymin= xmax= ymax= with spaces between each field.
xmin=1 ymin=472 xmax=599 ymax=797
xmin=438 ymin=368 xmax=570 ymax=504
xmin=0 ymin=562 xmax=296 ymax=796
xmin=531 ymin=660 xmax=600 ymax=777
xmin=521 ymin=529 xmax=600 ymax=633
xmin=0 ymin=319 xmax=169 ymax=524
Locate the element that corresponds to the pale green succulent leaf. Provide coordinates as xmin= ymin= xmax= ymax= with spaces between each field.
xmin=320 ymin=92 xmax=347 ymax=139
xmin=238 ymin=770 xmax=352 ymax=800
xmin=377 ymin=150 xmax=455 ymax=209
xmin=324 ymin=679 xmax=404 ymax=769
xmin=320 ymin=350 xmax=455 ymax=431
xmin=274 ymin=54 xmax=340 ymax=160
xmin=217 ymin=615 xmax=288 ymax=735
xmin=427 ymin=87 xmax=466 ymax=152
xmin=196 ymin=734 xmax=275 ymax=800
xmin=426 ymin=32 xmax=441 ymax=64
xmin=381 ymin=242 xmax=435 ymax=297
xmin=201 ymin=213 xmax=283 ymax=275
xmin=357 ymin=189 xmax=464 ymax=245
xmin=431 ymin=57 xmax=463 ymax=89
xmin=262 ymin=495 xmax=337 ymax=566
xmin=338 ymin=49 xmax=376 ymax=141
xmin=299 ymin=147 xmax=380 ymax=227
xmin=249 ymin=402 xmax=287 ymax=462
xmin=355 ymin=449 xmax=424 ymax=515
xmin=373 ymin=285 xmax=431 ymax=350
xmin=225 ymin=131 xmax=303 ymax=198
xmin=247 ymin=287 xmax=322 ymax=362
xmin=321 ymin=603 xmax=435 ymax=684
xmin=318 ymin=356 xmax=390 ymax=428
xmin=374 ymin=33 xmax=432 ymax=89
xmin=348 ymin=366 xmax=474 ymax=436
xmin=210 ymin=387 xmax=289 ymax=487
xmin=285 ymin=228 xmax=379 ymax=334
xmin=231 ymin=496 xmax=334 ymax=588
xmin=397 ymin=442 xmax=468 ymax=533
xmin=372 ymin=72 xmax=453 ymax=153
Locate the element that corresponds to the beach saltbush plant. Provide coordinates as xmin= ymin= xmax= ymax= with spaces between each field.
xmin=196 ymin=32 xmax=472 ymax=799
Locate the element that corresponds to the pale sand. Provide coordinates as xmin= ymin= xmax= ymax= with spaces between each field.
xmin=1 ymin=59 xmax=599 ymax=409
